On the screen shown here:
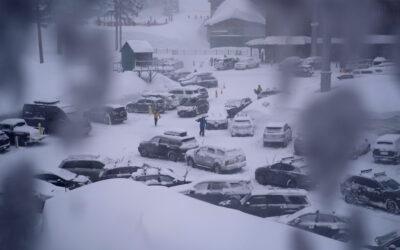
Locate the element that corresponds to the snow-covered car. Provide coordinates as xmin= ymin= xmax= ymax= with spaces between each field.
xmin=130 ymin=166 xmax=191 ymax=187
xmin=126 ymin=97 xmax=166 ymax=113
xmin=157 ymin=57 xmax=184 ymax=70
xmin=97 ymin=166 xmax=142 ymax=181
xmin=167 ymin=70 xmax=191 ymax=81
xmin=206 ymin=112 xmax=228 ymax=130
xmin=177 ymin=97 xmax=209 ymax=118
xmin=0 ymin=131 xmax=10 ymax=151
xmin=224 ymin=98 xmax=252 ymax=118
xmin=256 ymin=87 xmax=281 ymax=100
xmin=229 ymin=114 xmax=255 ymax=137
xmin=22 ymin=100 xmax=91 ymax=136
xmin=340 ymin=170 xmax=400 ymax=214
xmin=185 ymin=146 xmax=246 ymax=173
xmin=138 ymin=131 xmax=199 ymax=162
xmin=179 ymin=72 xmax=218 ymax=88
xmin=278 ymin=56 xmax=303 ymax=71
xmin=58 ymin=155 xmax=106 ymax=181
xmin=367 ymin=230 xmax=400 ymax=249
xmin=219 ymin=189 xmax=310 ymax=218
xmin=169 ymin=86 xmax=208 ymax=103
xmin=293 ymin=65 xmax=313 ymax=77
xmin=84 ymin=105 xmax=127 ymax=125
xmin=263 ymin=122 xmax=292 ymax=147
xmin=142 ymin=92 xmax=180 ymax=110
xmin=302 ymin=56 xmax=323 ymax=70
xmin=255 ymin=157 xmax=314 ymax=190
xmin=183 ymin=179 xmax=252 ymax=205
xmin=372 ymin=134 xmax=400 ymax=164
xmin=234 ymin=57 xmax=260 ymax=70
xmin=35 ymin=179 xmax=69 ymax=200
xmin=214 ymin=57 xmax=238 ymax=70
xmin=35 ymin=169 xmax=90 ymax=190
xmin=0 ymin=118 xmax=46 ymax=146
xmin=280 ymin=208 xmax=350 ymax=242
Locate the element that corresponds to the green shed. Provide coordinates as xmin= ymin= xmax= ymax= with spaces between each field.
xmin=120 ymin=40 xmax=154 ymax=71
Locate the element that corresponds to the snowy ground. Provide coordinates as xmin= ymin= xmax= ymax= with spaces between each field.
xmin=2 ymin=0 xmax=400 ymax=249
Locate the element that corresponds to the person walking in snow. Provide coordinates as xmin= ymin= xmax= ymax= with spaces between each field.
xmin=196 ymin=116 xmax=207 ymax=137
xmin=153 ymin=110 xmax=161 ymax=126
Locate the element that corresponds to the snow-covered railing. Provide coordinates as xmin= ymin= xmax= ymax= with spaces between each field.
xmin=153 ymin=47 xmax=259 ymax=57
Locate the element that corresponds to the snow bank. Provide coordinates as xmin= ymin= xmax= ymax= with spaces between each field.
xmin=205 ymin=0 xmax=266 ymax=26
xmin=41 ymin=179 xmax=345 ymax=250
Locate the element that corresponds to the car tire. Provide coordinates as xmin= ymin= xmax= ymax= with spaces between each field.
xmin=255 ymin=173 xmax=266 ymax=185
xmin=187 ymin=158 xmax=196 ymax=168
xmin=344 ymin=194 xmax=356 ymax=204
xmin=386 ymin=199 xmax=399 ymax=214
xmin=213 ymin=164 xmax=222 ymax=174
xmin=168 ymin=151 xmax=178 ymax=162
xmin=139 ymin=148 xmax=149 ymax=157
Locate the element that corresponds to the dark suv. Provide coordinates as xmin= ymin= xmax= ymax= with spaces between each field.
xmin=177 ymin=97 xmax=209 ymax=118
xmin=126 ymin=98 xmax=166 ymax=113
xmin=341 ymin=170 xmax=400 ymax=214
xmin=255 ymin=157 xmax=314 ymax=190
xmin=138 ymin=131 xmax=199 ymax=161
xmin=84 ymin=105 xmax=127 ymax=125
xmin=22 ymin=100 xmax=91 ymax=136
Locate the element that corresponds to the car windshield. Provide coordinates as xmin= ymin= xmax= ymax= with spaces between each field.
xmin=235 ymin=120 xmax=251 ymax=126
xmin=287 ymin=196 xmax=308 ymax=205
xmin=379 ymin=179 xmax=400 ymax=190
xmin=377 ymin=141 xmax=393 ymax=145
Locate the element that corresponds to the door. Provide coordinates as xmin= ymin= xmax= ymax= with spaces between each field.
xmin=242 ymin=195 xmax=268 ymax=217
xmin=158 ymin=138 xmax=171 ymax=158
xmin=147 ymin=137 xmax=161 ymax=156
xmin=264 ymin=195 xmax=287 ymax=217
xmin=314 ymin=214 xmax=338 ymax=237
xmin=204 ymin=147 xmax=216 ymax=167
xmin=295 ymin=214 xmax=318 ymax=232
xmin=194 ymin=147 xmax=208 ymax=167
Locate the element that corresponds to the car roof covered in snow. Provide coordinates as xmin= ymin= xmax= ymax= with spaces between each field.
xmin=63 ymin=154 xmax=102 ymax=162
xmin=200 ymin=145 xmax=243 ymax=153
xmin=0 ymin=118 xmax=26 ymax=126
xmin=125 ymin=40 xmax=153 ymax=53
xmin=279 ymin=206 xmax=347 ymax=224
xmin=205 ymin=0 xmax=266 ymax=26
xmin=376 ymin=133 xmax=400 ymax=142
xmin=250 ymin=188 xmax=308 ymax=196
xmin=104 ymin=104 xmax=125 ymax=109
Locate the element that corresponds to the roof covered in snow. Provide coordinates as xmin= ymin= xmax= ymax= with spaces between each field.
xmin=205 ymin=0 xmax=266 ymax=26
xmin=0 ymin=118 xmax=26 ymax=126
xmin=124 ymin=40 xmax=154 ymax=53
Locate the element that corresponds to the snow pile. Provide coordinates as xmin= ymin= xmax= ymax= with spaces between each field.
xmin=40 ymin=179 xmax=345 ymax=250
xmin=205 ymin=0 xmax=266 ymax=26
xmin=125 ymin=40 xmax=154 ymax=53
xmin=247 ymin=36 xmax=311 ymax=46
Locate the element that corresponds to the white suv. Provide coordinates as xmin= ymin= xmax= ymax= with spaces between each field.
xmin=185 ymin=145 xmax=246 ymax=173
xmin=373 ymin=134 xmax=400 ymax=164
xmin=229 ymin=114 xmax=255 ymax=137
xmin=263 ymin=122 xmax=292 ymax=147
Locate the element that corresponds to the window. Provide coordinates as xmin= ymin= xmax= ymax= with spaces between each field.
xmin=194 ymin=182 xmax=208 ymax=191
xmin=287 ymin=196 xmax=308 ymax=205
xmin=207 ymin=148 xmax=216 ymax=154
xmin=208 ymin=182 xmax=227 ymax=190
xmin=265 ymin=195 xmax=286 ymax=204
xmin=316 ymin=214 xmax=335 ymax=223
xmin=247 ymin=196 xmax=266 ymax=205
xmin=151 ymin=137 xmax=160 ymax=143
xmin=299 ymin=214 xmax=317 ymax=222
xmin=159 ymin=138 xmax=170 ymax=145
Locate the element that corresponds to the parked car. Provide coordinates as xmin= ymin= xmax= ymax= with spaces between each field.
xmin=278 ymin=56 xmax=303 ymax=71
xmin=0 ymin=118 xmax=46 ymax=146
xmin=214 ymin=57 xmax=238 ymax=70
xmin=302 ymin=56 xmax=323 ymax=70
xmin=229 ymin=114 xmax=255 ymax=137
xmin=182 ymin=179 xmax=252 ymax=205
xmin=168 ymin=70 xmax=191 ymax=81
xmin=138 ymin=131 xmax=199 ymax=162
xmin=169 ymin=86 xmax=208 ymax=104
xmin=367 ymin=230 xmax=400 ymax=249
xmin=84 ymin=105 xmax=127 ymax=125
xmin=126 ymin=97 xmax=166 ymax=113
xmin=263 ymin=122 xmax=292 ymax=147
xmin=293 ymin=65 xmax=313 ymax=77
xmin=58 ymin=155 xmax=106 ymax=181
xmin=157 ymin=57 xmax=184 ymax=70
xmin=22 ymin=100 xmax=91 ymax=136
xmin=185 ymin=145 xmax=246 ymax=173
xmin=281 ymin=208 xmax=350 ymax=242
xmin=0 ymin=131 xmax=10 ymax=152
xmin=142 ymin=92 xmax=180 ymax=110
xmin=255 ymin=157 xmax=314 ymax=190
xmin=177 ymin=97 xmax=209 ymax=118
xmin=372 ymin=134 xmax=400 ymax=164
xmin=206 ymin=112 xmax=228 ymax=130
xmin=279 ymin=57 xmax=313 ymax=77
xmin=35 ymin=170 xmax=90 ymax=190
xmin=130 ymin=166 xmax=191 ymax=187
xmin=225 ymin=98 xmax=252 ymax=119
xmin=256 ymin=87 xmax=281 ymax=100
xmin=180 ymin=72 xmax=218 ymax=88
xmin=219 ymin=189 xmax=310 ymax=218
xmin=234 ymin=57 xmax=260 ymax=70
xmin=341 ymin=170 xmax=400 ymax=214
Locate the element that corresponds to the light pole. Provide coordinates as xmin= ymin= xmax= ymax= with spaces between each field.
xmin=320 ymin=0 xmax=332 ymax=92
xmin=310 ymin=0 xmax=319 ymax=57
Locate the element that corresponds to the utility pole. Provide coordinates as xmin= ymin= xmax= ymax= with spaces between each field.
xmin=114 ymin=0 xmax=119 ymax=51
xmin=320 ymin=0 xmax=331 ymax=92
xmin=36 ymin=0 xmax=44 ymax=64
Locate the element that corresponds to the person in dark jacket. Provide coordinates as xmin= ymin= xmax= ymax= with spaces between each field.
xmin=196 ymin=116 xmax=207 ymax=137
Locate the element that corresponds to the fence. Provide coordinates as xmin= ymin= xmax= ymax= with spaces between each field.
xmin=153 ymin=47 xmax=260 ymax=57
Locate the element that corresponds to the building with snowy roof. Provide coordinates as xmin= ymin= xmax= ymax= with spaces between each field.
xmin=206 ymin=0 xmax=266 ymax=48
xmin=120 ymin=40 xmax=154 ymax=71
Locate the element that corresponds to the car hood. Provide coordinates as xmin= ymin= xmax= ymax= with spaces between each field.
xmin=14 ymin=125 xmax=40 ymax=135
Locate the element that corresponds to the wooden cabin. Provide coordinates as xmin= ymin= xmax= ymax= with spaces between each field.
xmin=120 ymin=40 xmax=154 ymax=71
